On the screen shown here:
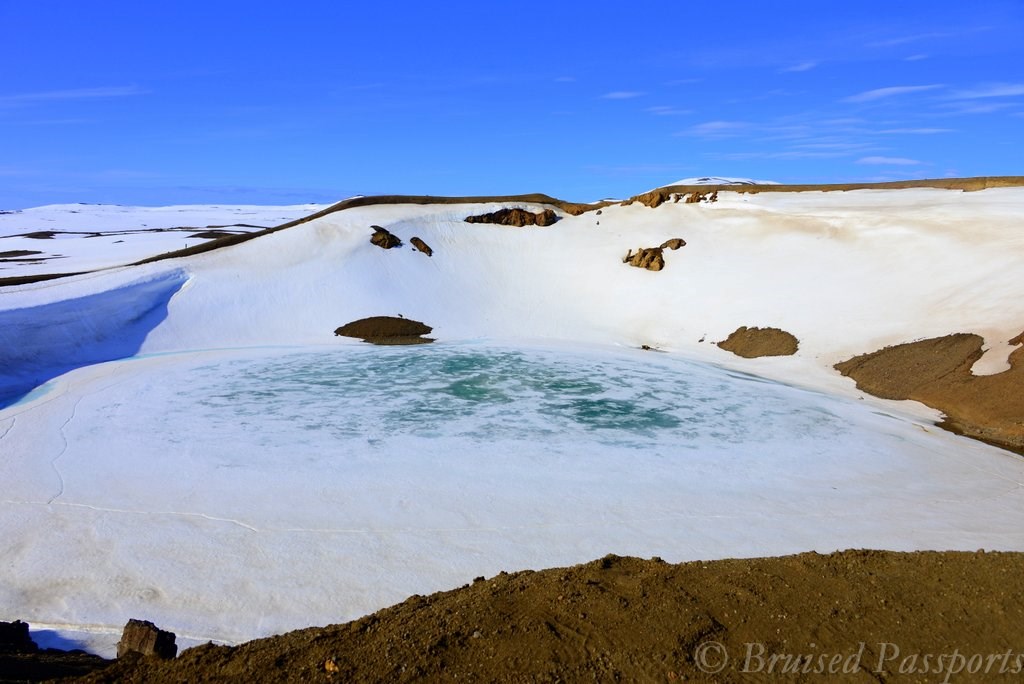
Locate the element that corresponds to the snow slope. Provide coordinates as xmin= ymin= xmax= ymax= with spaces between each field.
xmin=2 ymin=187 xmax=1024 ymax=655
xmin=0 ymin=203 xmax=327 ymax=276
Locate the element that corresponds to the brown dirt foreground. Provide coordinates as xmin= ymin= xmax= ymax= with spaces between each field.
xmin=64 ymin=550 xmax=1024 ymax=683
xmin=718 ymin=326 xmax=799 ymax=358
xmin=835 ymin=332 xmax=1024 ymax=454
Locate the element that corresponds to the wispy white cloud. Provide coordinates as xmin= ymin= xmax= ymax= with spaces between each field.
xmin=843 ymin=84 xmax=944 ymax=103
xmin=905 ymin=54 xmax=928 ymax=61
xmin=678 ymin=120 xmax=749 ymax=138
xmin=867 ymin=31 xmax=959 ymax=48
xmin=939 ymin=101 xmax=1017 ymax=115
xmin=717 ymin=150 xmax=852 ymax=160
xmin=0 ymin=85 xmax=147 ymax=107
xmin=857 ymin=156 xmax=922 ymax=165
xmin=646 ymin=106 xmax=693 ymax=116
xmin=600 ymin=91 xmax=645 ymax=100
xmin=948 ymin=83 xmax=1024 ymax=99
xmin=877 ymin=127 xmax=953 ymax=134
xmin=554 ymin=76 xmax=575 ymax=83
xmin=781 ymin=61 xmax=818 ymax=73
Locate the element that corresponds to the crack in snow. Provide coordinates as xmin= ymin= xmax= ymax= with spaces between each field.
xmin=45 ymin=394 xmax=83 ymax=504
xmin=0 ymin=416 xmax=14 ymax=441
xmin=47 ymin=500 xmax=261 ymax=532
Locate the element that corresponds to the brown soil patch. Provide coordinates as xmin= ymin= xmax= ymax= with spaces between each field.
xmin=0 ymin=250 xmax=43 ymax=259
xmin=409 ymin=237 xmax=432 ymax=256
xmin=718 ymin=326 xmax=799 ymax=358
xmin=69 ymin=550 xmax=1024 ymax=683
xmin=464 ymin=208 xmax=559 ymax=227
xmin=835 ymin=333 xmax=1024 ymax=454
xmin=334 ymin=316 xmax=434 ymax=345
xmin=188 ymin=230 xmax=239 ymax=240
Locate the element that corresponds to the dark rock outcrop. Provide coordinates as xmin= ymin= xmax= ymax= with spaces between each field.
xmin=370 ymin=226 xmax=402 ymax=249
xmin=718 ymin=326 xmax=799 ymax=358
xmin=659 ymin=238 xmax=686 ymax=250
xmin=622 ymin=248 xmax=665 ymax=272
xmin=0 ymin=620 xmax=36 ymax=653
xmin=117 ymin=619 xmax=177 ymax=660
xmin=464 ymin=208 xmax=559 ymax=227
xmin=410 ymin=237 xmax=433 ymax=256
xmin=684 ymin=190 xmax=718 ymax=204
xmin=0 ymin=620 xmax=111 ymax=681
xmin=334 ymin=316 xmax=434 ymax=345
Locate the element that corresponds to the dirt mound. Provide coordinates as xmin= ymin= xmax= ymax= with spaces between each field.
xmin=334 ymin=316 xmax=434 ymax=345
xmin=369 ymin=226 xmax=402 ymax=249
xmin=73 ymin=550 xmax=1024 ymax=683
xmin=835 ymin=332 xmax=1024 ymax=453
xmin=718 ymin=326 xmax=799 ymax=358
xmin=464 ymin=208 xmax=559 ymax=227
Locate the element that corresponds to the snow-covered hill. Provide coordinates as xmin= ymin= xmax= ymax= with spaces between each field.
xmin=0 ymin=203 xmax=328 ymax=276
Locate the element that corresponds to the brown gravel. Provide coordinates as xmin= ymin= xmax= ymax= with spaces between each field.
xmin=66 ymin=549 xmax=1024 ymax=683
xmin=835 ymin=332 xmax=1024 ymax=454
xmin=718 ymin=326 xmax=800 ymax=358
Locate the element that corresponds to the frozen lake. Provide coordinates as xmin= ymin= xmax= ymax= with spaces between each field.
xmin=2 ymin=342 xmax=1024 ymax=655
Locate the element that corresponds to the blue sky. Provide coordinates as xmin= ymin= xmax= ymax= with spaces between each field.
xmin=1 ymin=0 xmax=1022 ymax=208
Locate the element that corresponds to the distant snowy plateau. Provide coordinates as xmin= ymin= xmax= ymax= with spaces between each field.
xmin=2 ymin=189 xmax=1023 ymax=656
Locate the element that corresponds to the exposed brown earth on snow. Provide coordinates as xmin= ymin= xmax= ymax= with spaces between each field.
xmin=410 ymin=237 xmax=433 ymax=256
xmin=464 ymin=207 xmax=559 ymax=227
xmin=333 ymin=316 xmax=434 ymax=345
xmin=835 ymin=332 xmax=1024 ymax=454
xmin=58 ymin=550 xmax=1024 ymax=683
xmin=718 ymin=326 xmax=800 ymax=358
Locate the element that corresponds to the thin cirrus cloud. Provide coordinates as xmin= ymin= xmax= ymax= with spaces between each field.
xmin=877 ymin=128 xmax=953 ymax=134
xmin=0 ymin=86 xmax=148 ymax=107
xmin=600 ymin=91 xmax=645 ymax=100
xmin=856 ymin=156 xmax=922 ymax=166
xmin=843 ymin=85 xmax=944 ymax=103
xmin=646 ymin=106 xmax=693 ymax=116
xmin=947 ymin=83 xmax=1024 ymax=99
xmin=781 ymin=61 xmax=818 ymax=73
xmin=678 ymin=120 xmax=749 ymax=137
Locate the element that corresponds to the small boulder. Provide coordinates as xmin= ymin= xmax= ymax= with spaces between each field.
xmin=117 ymin=619 xmax=177 ymax=660
xmin=659 ymin=238 xmax=686 ymax=250
xmin=410 ymin=236 xmax=433 ymax=256
xmin=370 ymin=226 xmax=402 ymax=249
